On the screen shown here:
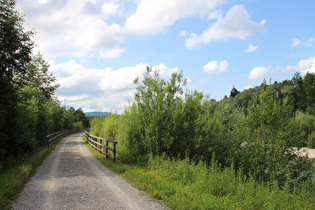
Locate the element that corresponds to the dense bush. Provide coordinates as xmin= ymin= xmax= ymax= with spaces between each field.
xmin=89 ymin=68 xmax=314 ymax=190
xmin=89 ymin=113 xmax=120 ymax=140
xmin=292 ymin=111 xmax=315 ymax=147
xmin=116 ymin=67 xmax=203 ymax=163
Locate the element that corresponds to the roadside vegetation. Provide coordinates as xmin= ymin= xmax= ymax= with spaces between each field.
xmin=0 ymin=0 xmax=89 ymax=172
xmin=89 ymin=68 xmax=315 ymax=209
xmin=0 ymin=136 xmax=68 ymax=209
xmin=2 ymin=0 xmax=315 ymax=209
xmin=85 ymin=137 xmax=315 ymax=209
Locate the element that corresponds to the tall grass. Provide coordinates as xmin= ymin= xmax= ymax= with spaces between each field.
xmin=84 ymin=136 xmax=315 ymax=209
xmin=122 ymin=154 xmax=314 ymax=209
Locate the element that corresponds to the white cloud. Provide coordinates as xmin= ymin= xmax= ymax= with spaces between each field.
xmin=260 ymin=19 xmax=267 ymax=25
xmin=290 ymin=37 xmax=314 ymax=48
xmin=203 ymin=60 xmax=228 ymax=73
xmin=50 ymin=60 xmax=178 ymax=113
xmin=124 ymin=0 xmax=223 ymax=35
xmin=248 ymin=66 xmax=269 ymax=79
xmin=282 ymin=56 xmax=315 ymax=74
xmin=305 ymin=37 xmax=314 ymax=46
xmin=186 ymin=5 xmax=264 ymax=49
xmin=179 ymin=31 xmax=187 ymax=37
xmin=17 ymin=0 xmax=226 ymax=58
xmin=37 ymin=0 xmax=48 ymax=4
xmin=17 ymin=0 xmax=125 ymax=58
xmin=290 ymin=38 xmax=301 ymax=48
xmin=246 ymin=44 xmax=259 ymax=53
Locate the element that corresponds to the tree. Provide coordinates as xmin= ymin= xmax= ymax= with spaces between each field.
xmin=0 ymin=0 xmax=34 ymax=170
xmin=132 ymin=67 xmax=189 ymax=156
xmin=195 ymin=98 xmax=242 ymax=166
xmin=235 ymin=84 xmax=314 ymax=187
xmin=73 ymin=107 xmax=89 ymax=128
xmin=230 ymin=85 xmax=238 ymax=98
xmin=303 ymin=72 xmax=315 ymax=115
xmin=0 ymin=0 xmax=34 ymax=81
xmin=14 ymin=52 xmax=59 ymax=99
xmin=117 ymin=67 xmax=203 ymax=162
xmin=15 ymin=53 xmax=60 ymax=146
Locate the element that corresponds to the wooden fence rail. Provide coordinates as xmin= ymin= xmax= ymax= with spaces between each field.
xmin=84 ymin=130 xmax=117 ymax=162
xmin=46 ymin=129 xmax=81 ymax=147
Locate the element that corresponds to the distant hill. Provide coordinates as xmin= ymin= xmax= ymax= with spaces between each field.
xmin=84 ymin=112 xmax=109 ymax=117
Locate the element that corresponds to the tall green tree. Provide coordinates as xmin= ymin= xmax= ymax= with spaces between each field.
xmin=235 ymin=83 xmax=313 ymax=186
xmin=229 ymin=85 xmax=238 ymax=98
xmin=0 ymin=0 xmax=34 ymax=170
xmin=0 ymin=0 xmax=34 ymax=81
xmin=16 ymin=53 xmax=60 ymax=146
xmin=117 ymin=67 xmax=203 ymax=162
xmin=14 ymin=52 xmax=59 ymax=98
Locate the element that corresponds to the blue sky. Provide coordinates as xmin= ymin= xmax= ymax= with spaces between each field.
xmin=17 ymin=0 xmax=315 ymax=113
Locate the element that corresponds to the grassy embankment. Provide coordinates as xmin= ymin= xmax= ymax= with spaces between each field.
xmin=84 ymin=137 xmax=315 ymax=209
xmin=0 ymin=136 xmax=67 ymax=209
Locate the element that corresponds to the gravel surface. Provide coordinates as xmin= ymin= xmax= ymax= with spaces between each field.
xmin=13 ymin=133 xmax=165 ymax=210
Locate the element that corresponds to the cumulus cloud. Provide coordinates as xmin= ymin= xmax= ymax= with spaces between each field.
xmin=17 ymin=1 xmax=264 ymax=59
xmin=248 ymin=66 xmax=269 ymax=79
xmin=124 ymin=0 xmax=223 ymax=35
xmin=246 ymin=44 xmax=259 ymax=53
xmin=16 ymin=0 xmax=226 ymax=58
xmin=203 ymin=60 xmax=228 ymax=73
xmin=50 ymin=60 xmax=178 ymax=113
xmin=17 ymin=0 xmax=125 ymax=58
xmin=282 ymin=56 xmax=315 ymax=74
xmin=186 ymin=5 xmax=265 ymax=49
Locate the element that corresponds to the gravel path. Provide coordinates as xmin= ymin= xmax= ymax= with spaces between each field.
xmin=12 ymin=133 xmax=165 ymax=210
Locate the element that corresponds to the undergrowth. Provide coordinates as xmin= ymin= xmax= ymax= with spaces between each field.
xmin=84 ymin=136 xmax=315 ymax=209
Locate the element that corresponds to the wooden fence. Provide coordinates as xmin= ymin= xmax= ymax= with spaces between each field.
xmin=46 ymin=129 xmax=80 ymax=147
xmin=47 ymin=129 xmax=72 ymax=147
xmin=84 ymin=130 xmax=117 ymax=162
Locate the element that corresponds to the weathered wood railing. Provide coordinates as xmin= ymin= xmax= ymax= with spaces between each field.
xmin=46 ymin=129 xmax=76 ymax=147
xmin=84 ymin=130 xmax=117 ymax=162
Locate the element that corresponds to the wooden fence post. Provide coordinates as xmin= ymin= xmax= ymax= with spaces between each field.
xmin=106 ymin=141 xmax=109 ymax=159
xmin=100 ymin=139 xmax=102 ymax=154
xmin=113 ymin=143 xmax=116 ymax=162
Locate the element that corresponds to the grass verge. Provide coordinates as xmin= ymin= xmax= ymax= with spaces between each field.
xmin=0 ymin=135 xmax=69 ymax=209
xmin=83 ymin=136 xmax=315 ymax=210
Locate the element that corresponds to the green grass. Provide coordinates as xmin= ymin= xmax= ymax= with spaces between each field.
xmin=83 ymin=136 xmax=315 ymax=210
xmin=0 ymin=136 xmax=68 ymax=209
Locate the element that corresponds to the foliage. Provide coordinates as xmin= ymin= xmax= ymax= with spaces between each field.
xmin=229 ymin=85 xmax=238 ymax=98
xmin=89 ymin=112 xmax=120 ymax=140
xmin=234 ymin=83 xmax=314 ymax=187
xmin=85 ymin=138 xmax=315 ymax=210
xmin=0 ymin=1 xmax=89 ymax=171
xmin=0 ymin=0 xmax=34 ymax=170
xmin=90 ymin=69 xmax=314 ymax=189
xmin=194 ymin=98 xmax=242 ymax=166
xmin=14 ymin=52 xmax=59 ymax=98
xmin=0 ymin=0 xmax=34 ymax=81
xmin=116 ymin=67 xmax=203 ymax=162
xmin=292 ymin=111 xmax=315 ymax=147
